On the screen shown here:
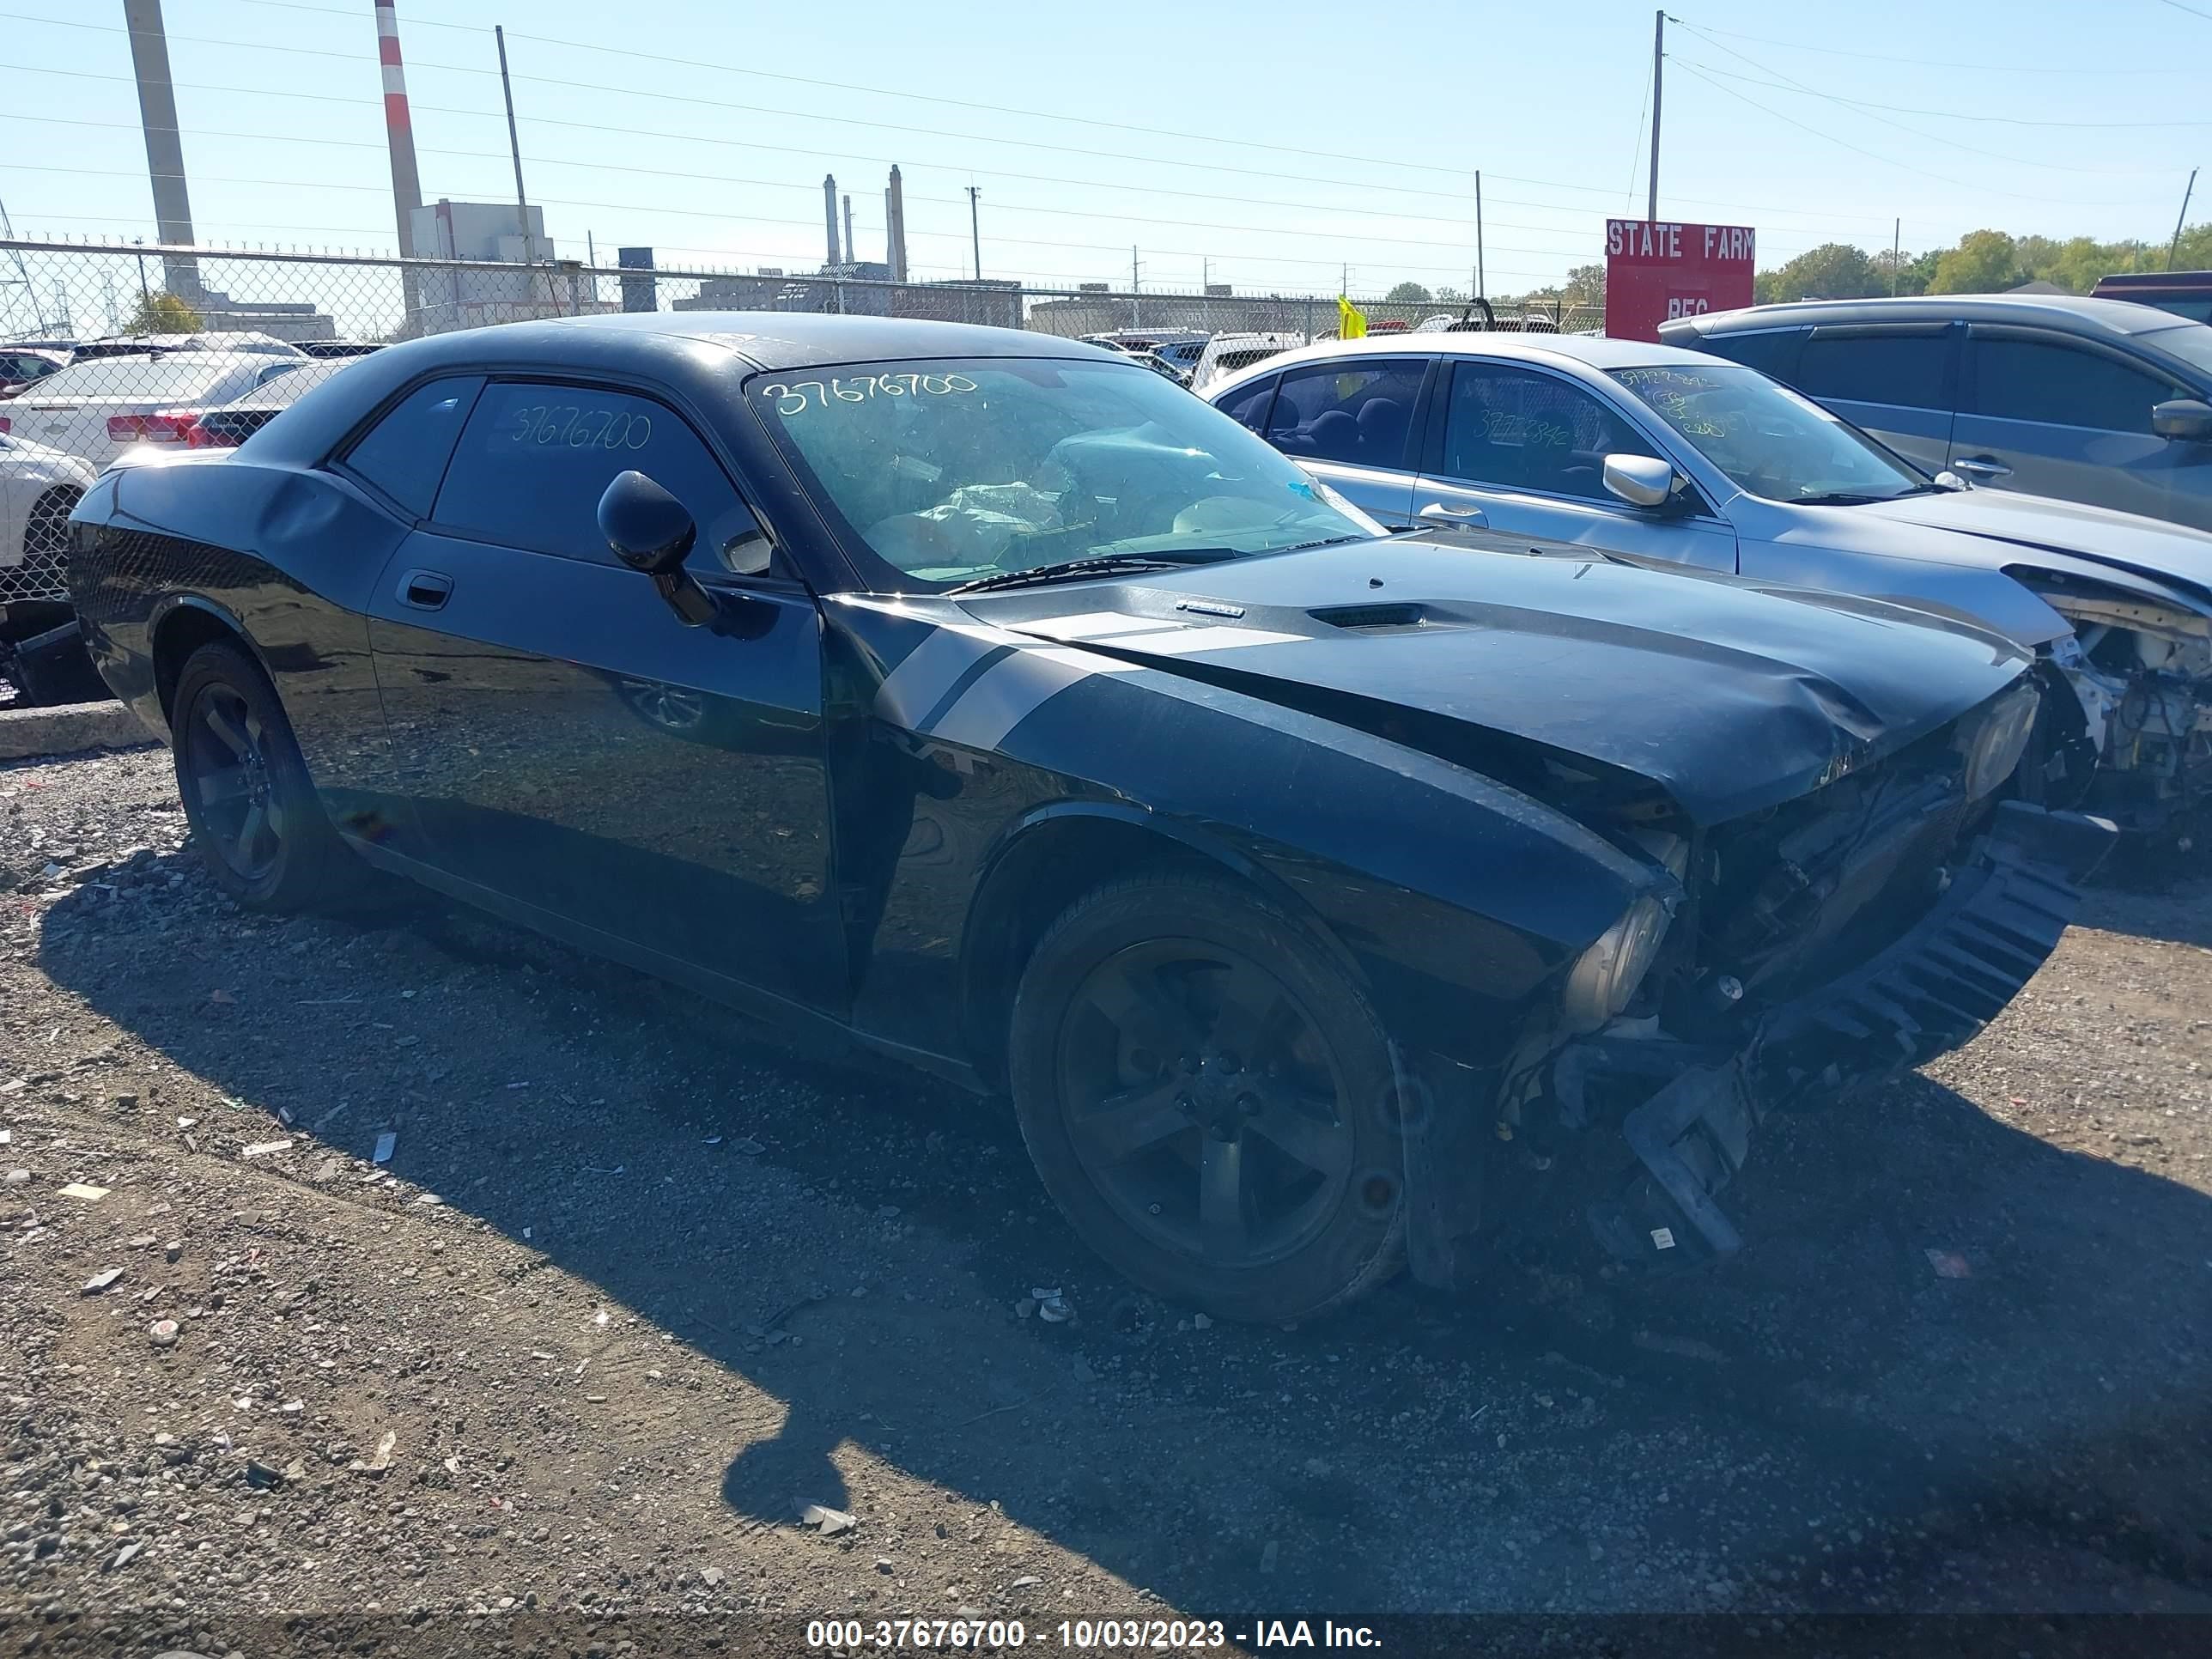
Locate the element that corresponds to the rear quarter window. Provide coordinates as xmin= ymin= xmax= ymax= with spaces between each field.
xmin=337 ymin=376 xmax=485 ymax=520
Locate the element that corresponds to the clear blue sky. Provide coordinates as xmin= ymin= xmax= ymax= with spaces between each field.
xmin=1 ymin=0 xmax=2204 ymax=299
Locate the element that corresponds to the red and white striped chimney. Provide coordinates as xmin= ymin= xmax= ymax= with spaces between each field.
xmin=374 ymin=1 xmax=424 ymax=258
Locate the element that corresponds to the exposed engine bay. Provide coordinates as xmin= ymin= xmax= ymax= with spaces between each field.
xmin=2033 ymin=583 xmax=2212 ymax=837
xmin=1466 ymin=681 xmax=2103 ymax=1276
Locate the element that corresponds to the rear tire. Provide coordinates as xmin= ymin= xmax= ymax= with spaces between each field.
xmin=1008 ymin=872 xmax=1407 ymax=1324
xmin=170 ymin=640 xmax=367 ymax=912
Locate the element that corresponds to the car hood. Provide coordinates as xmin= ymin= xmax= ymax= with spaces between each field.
xmin=1850 ymin=488 xmax=2212 ymax=606
xmin=962 ymin=539 xmax=2031 ymax=826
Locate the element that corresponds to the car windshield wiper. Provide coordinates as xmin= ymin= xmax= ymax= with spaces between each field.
xmin=945 ymin=548 xmax=1239 ymax=595
xmin=1793 ymin=486 xmax=1941 ymax=506
xmin=1276 ymin=532 xmax=1370 ymax=552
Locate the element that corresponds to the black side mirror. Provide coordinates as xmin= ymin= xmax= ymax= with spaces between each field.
xmin=2151 ymin=398 xmax=2212 ymax=443
xmin=598 ymin=470 xmax=714 ymax=626
xmin=599 ymin=469 xmax=695 ymax=574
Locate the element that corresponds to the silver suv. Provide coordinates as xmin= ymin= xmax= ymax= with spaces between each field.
xmin=1661 ymin=295 xmax=2212 ymax=532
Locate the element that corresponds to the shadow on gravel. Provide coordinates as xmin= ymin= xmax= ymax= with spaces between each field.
xmin=34 ymin=849 xmax=2212 ymax=1613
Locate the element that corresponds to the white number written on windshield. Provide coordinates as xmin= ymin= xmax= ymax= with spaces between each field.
xmin=505 ymin=404 xmax=653 ymax=449
xmin=761 ymin=374 xmax=979 ymax=416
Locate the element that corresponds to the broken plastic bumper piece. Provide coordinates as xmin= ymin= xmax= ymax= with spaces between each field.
xmin=1586 ymin=802 xmax=2114 ymax=1267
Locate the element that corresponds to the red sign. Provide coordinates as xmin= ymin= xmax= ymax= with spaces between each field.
xmin=1604 ymin=220 xmax=1756 ymax=343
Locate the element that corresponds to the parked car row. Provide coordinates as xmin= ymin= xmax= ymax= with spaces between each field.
xmin=60 ymin=309 xmax=2115 ymax=1322
xmin=1206 ymin=319 xmax=2212 ymax=838
xmin=0 ymin=344 xmax=367 ymax=666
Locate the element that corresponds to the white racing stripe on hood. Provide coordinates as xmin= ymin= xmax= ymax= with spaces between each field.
xmin=1011 ymin=611 xmax=1187 ymax=641
xmin=928 ymin=646 xmax=1139 ymax=751
xmin=873 ymin=622 xmax=1009 ymax=729
xmin=1110 ymin=623 xmax=1307 ymax=654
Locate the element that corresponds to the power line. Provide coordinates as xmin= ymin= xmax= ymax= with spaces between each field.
xmin=0 ymin=58 xmax=1911 ymax=248
xmin=2157 ymin=0 xmax=2212 ymax=21
xmin=0 ymin=111 xmax=1600 ymax=260
xmin=2 ymin=15 xmax=1918 ymax=230
xmin=1668 ymin=23 xmax=2193 ymax=175
xmin=1674 ymin=58 xmax=2212 ymax=131
xmin=1 ymin=162 xmax=1564 ymax=283
xmin=1669 ymin=16 xmax=2201 ymax=74
xmin=1666 ymin=60 xmax=2183 ymax=207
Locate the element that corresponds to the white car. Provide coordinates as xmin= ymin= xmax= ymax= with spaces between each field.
xmin=1188 ymin=331 xmax=1304 ymax=393
xmin=0 ymin=432 xmax=98 ymax=605
xmin=0 ymin=352 xmax=304 ymax=471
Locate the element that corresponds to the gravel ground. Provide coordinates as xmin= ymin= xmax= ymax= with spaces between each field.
xmin=3 ymin=744 xmax=2209 ymax=1650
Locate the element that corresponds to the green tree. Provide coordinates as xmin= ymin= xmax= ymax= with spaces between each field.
xmin=1765 ymin=241 xmax=1883 ymax=302
xmin=1560 ymin=263 xmax=1607 ymax=307
xmin=1384 ymin=281 xmax=1433 ymax=303
xmin=2172 ymin=220 xmax=2212 ymax=270
xmin=1928 ymin=230 xmax=2023 ymax=295
xmin=126 ymin=291 xmax=202 ymax=333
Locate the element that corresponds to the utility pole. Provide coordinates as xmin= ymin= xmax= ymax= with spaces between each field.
xmin=1647 ymin=9 xmax=1664 ymax=223
xmin=1475 ymin=169 xmax=1486 ymax=299
xmin=2171 ymin=168 xmax=2198 ymax=271
xmin=1892 ymin=217 xmax=1901 ymax=295
xmin=967 ymin=185 xmax=981 ymax=281
xmin=1131 ymin=246 xmax=1139 ymax=331
xmin=494 ymin=28 xmax=532 ymax=252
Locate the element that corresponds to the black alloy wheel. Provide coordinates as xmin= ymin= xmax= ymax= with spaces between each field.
xmin=183 ymin=679 xmax=285 ymax=884
xmin=170 ymin=640 xmax=366 ymax=911
xmin=1057 ymin=939 xmax=1355 ymax=1268
xmin=1011 ymin=873 xmax=1407 ymax=1324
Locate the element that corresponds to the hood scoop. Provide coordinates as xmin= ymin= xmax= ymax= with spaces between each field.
xmin=1309 ymin=601 xmax=1430 ymax=630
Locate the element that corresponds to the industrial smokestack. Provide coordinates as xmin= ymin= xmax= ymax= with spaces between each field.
xmin=823 ymin=174 xmax=841 ymax=265
xmin=886 ymin=165 xmax=908 ymax=283
xmin=842 ymin=195 xmax=854 ymax=272
xmin=372 ymin=0 xmax=426 ymax=331
xmin=122 ymin=0 xmax=200 ymax=298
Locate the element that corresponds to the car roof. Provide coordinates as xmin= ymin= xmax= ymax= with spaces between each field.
xmin=1208 ymin=330 xmax=1698 ymax=391
xmin=1679 ymin=292 xmax=2183 ymax=342
xmin=431 ymin=310 xmax=1107 ymax=373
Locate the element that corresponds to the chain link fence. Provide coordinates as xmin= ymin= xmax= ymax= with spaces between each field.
xmin=2 ymin=237 xmax=1601 ymax=622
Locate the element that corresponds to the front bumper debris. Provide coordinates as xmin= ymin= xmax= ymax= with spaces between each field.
xmin=1584 ymin=801 xmax=2114 ymax=1267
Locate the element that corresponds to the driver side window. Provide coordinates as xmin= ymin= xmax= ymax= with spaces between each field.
xmin=1440 ymin=362 xmax=1657 ymax=501
xmin=431 ymin=380 xmax=768 ymax=574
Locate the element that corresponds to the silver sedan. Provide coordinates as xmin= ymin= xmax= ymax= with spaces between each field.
xmin=1206 ymin=332 xmax=2212 ymax=835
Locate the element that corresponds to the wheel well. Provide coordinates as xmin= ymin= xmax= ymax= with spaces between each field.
xmin=959 ymin=815 xmax=1246 ymax=1085
xmin=152 ymin=607 xmax=246 ymax=721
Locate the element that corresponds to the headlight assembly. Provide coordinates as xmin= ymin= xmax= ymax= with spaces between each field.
xmin=1961 ymin=682 xmax=2039 ymax=800
xmin=1561 ymin=894 xmax=1671 ymax=1033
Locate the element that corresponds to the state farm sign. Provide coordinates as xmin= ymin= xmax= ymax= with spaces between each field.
xmin=1604 ymin=219 xmax=1756 ymax=343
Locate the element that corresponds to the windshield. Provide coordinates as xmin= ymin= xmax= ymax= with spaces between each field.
xmin=2142 ymin=319 xmax=2212 ymax=376
xmin=1613 ymin=362 xmax=1932 ymax=503
xmin=751 ymin=356 xmax=1376 ymax=588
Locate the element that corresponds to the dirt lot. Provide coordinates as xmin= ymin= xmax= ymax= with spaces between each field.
xmin=3 ymin=743 xmax=2210 ymax=1650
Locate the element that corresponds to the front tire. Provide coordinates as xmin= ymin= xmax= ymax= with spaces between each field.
xmin=171 ymin=640 xmax=365 ymax=911
xmin=1009 ymin=873 xmax=1407 ymax=1324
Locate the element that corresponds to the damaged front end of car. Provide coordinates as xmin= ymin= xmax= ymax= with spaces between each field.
xmin=1425 ymin=682 xmax=2115 ymax=1279
xmin=2030 ymin=584 xmax=2212 ymax=840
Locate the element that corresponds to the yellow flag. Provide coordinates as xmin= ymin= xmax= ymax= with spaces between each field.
xmin=1337 ymin=295 xmax=1367 ymax=339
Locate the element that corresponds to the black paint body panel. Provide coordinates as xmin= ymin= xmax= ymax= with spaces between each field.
xmin=65 ymin=311 xmax=2041 ymax=1090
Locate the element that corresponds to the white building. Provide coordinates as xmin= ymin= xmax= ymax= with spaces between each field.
xmin=404 ymin=200 xmax=602 ymax=334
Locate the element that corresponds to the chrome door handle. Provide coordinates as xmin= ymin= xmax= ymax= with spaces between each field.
xmin=1951 ymin=456 xmax=2013 ymax=481
xmin=1418 ymin=501 xmax=1489 ymax=529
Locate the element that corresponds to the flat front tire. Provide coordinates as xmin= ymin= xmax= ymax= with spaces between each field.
xmin=1009 ymin=873 xmax=1407 ymax=1324
xmin=170 ymin=639 xmax=365 ymax=912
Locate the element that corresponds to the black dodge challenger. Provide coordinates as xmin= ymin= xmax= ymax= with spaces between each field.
xmin=66 ymin=313 xmax=2111 ymax=1322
